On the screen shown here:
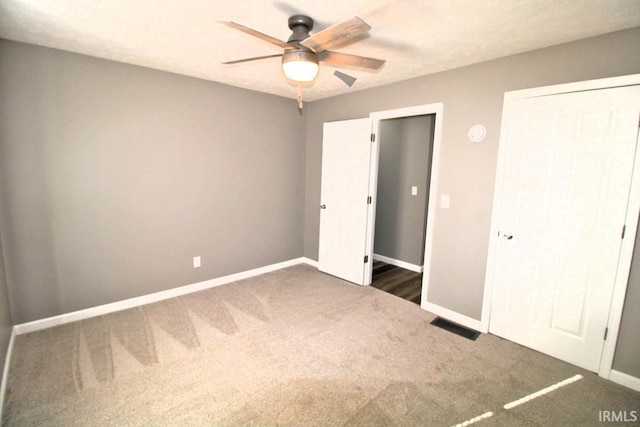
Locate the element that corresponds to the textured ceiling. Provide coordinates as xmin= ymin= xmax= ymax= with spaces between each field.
xmin=1 ymin=0 xmax=640 ymax=102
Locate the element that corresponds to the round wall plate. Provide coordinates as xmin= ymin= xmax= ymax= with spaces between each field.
xmin=468 ymin=124 xmax=487 ymax=142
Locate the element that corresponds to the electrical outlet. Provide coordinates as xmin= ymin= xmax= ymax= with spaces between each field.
xmin=193 ymin=256 xmax=201 ymax=268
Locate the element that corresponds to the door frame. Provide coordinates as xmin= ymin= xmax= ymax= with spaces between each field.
xmin=483 ymin=74 xmax=640 ymax=379
xmin=366 ymin=103 xmax=444 ymax=288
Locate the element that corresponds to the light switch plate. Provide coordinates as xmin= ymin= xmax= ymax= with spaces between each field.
xmin=440 ymin=195 xmax=450 ymax=209
xmin=411 ymin=186 xmax=418 ymax=196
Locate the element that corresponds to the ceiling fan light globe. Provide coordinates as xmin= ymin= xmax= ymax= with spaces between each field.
xmin=282 ymin=51 xmax=319 ymax=82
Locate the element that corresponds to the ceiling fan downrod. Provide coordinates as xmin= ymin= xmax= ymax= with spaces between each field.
xmin=288 ymin=15 xmax=313 ymax=41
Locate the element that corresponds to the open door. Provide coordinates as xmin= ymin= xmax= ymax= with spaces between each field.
xmin=318 ymin=118 xmax=375 ymax=285
xmin=318 ymin=104 xmax=443 ymax=289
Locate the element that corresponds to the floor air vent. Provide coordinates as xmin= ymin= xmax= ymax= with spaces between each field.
xmin=430 ymin=317 xmax=480 ymax=341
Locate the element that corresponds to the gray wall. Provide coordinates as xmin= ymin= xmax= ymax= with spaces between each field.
xmin=374 ymin=115 xmax=433 ymax=266
xmin=303 ymin=27 xmax=640 ymax=375
xmin=0 ymin=40 xmax=306 ymax=324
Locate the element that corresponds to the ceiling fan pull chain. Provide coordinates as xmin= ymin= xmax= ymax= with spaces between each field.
xmin=298 ymin=84 xmax=304 ymax=111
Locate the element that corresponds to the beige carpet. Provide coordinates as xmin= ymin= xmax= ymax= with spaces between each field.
xmin=3 ymin=264 xmax=639 ymax=425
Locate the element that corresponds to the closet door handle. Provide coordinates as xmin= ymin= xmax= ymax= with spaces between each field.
xmin=320 ymin=204 xmax=327 ymax=209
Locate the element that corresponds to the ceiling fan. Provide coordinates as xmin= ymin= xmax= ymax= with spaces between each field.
xmin=220 ymin=14 xmax=386 ymax=108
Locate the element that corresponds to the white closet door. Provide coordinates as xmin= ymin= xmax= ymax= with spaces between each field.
xmin=489 ymin=86 xmax=640 ymax=372
xmin=318 ymin=118 xmax=373 ymax=285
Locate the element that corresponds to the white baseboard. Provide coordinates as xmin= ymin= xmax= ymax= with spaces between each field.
xmin=301 ymin=257 xmax=318 ymax=268
xmin=373 ymin=254 xmax=423 ymax=273
xmin=0 ymin=327 xmax=16 ymax=420
xmin=15 ymin=257 xmax=314 ymax=335
xmin=609 ymin=369 xmax=640 ymax=392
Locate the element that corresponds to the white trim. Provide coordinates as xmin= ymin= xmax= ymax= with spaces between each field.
xmin=371 ymin=104 xmax=439 ymax=120
xmin=599 ymin=122 xmax=640 ymax=379
xmin=0 ymin=327 xmax=16 ymax=420
xmin=609 ymin=369 xmax=640 ymax=393
xmin=481 ymin=86 xmax=518 ymax=333
xmin=300 ymin=257 xmax=318 ymax=268
xmin=483 ymin=73 xmax=640 ymax=376
xmin=14 ymin=258 xmax=312 ymax=335
xmin=363 ymin=118 xmax=380 ymax=285
xmin=503 ymin=74 xmax=640 ymax=100
xmin=420 ymin=107 xmax=443 ymax=315
xmin=422 ymin=302 xmax=484 ymax=333
xmin=372 ymin=254 xmax=423 ymax=273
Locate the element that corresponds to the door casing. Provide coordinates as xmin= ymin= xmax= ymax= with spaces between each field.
xmin=367 ymin=104 xmax=444 ymax=286
xmin=318 ymin=104 xmax=443 ymax=287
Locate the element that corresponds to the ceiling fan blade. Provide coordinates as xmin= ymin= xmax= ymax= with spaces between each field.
xmin=219 ymin=21 xmax=290 ymax=49
xmin=222 ymin=54 xmax=283 ymax=65
xmin=300 ymin=17 xmax=370 ymax=52
xmin=319 ymin=50 xmax=385 ymax=70
xmin=333 ymin=70 xmax=357 ymax=87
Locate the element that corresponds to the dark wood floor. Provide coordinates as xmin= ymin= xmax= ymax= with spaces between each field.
xmin=371 ymin=261 xmax=422 ymax=305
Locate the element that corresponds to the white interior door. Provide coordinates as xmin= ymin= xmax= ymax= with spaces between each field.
xmin=318 ymin=118 xmax=374 ymax=285
xmin=489 ymin=85 xmax=640 ymax=372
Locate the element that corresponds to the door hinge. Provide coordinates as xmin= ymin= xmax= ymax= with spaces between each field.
xmin=364 ymin=255 xmax=369 ymax=263
xmin=371 ymin=133 xmax=375 ymax=142
xmin=604 ymin=327 xmax=608 ymax=341
xmin=367 ymin=196 xmax=372 ymax=204
xmin=621 ymin=224 xmax=626 ymax=239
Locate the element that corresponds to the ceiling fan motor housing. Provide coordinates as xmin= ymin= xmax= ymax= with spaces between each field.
xmin=287 ymin=15 xmax=314 ymax=44
xmin=282 ymin=49 xmax=318 ymax=65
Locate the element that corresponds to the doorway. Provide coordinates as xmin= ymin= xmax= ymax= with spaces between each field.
xmin=318 ymin=103 xmax=444 ymax=300
xmin=371 ymin=115 xmax=435 ymax=304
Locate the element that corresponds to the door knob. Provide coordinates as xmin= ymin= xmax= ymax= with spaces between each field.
xmin=320 ymin=204 xmax=326 ymax=209
xmin=503 ymin=234 xmax=513 ymax=240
